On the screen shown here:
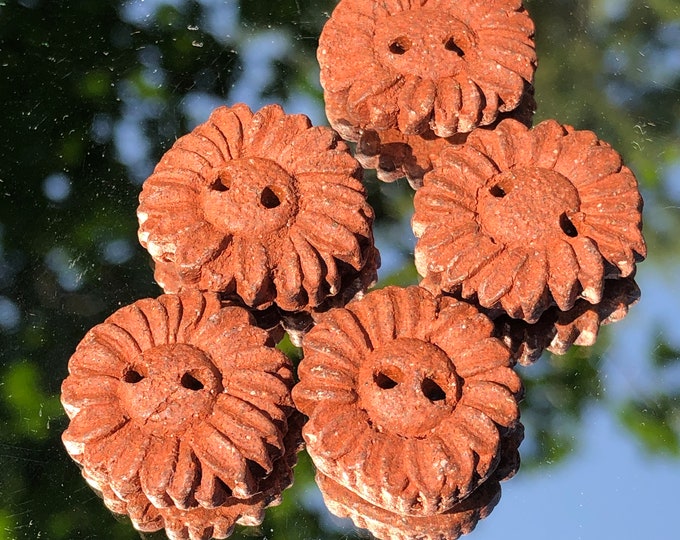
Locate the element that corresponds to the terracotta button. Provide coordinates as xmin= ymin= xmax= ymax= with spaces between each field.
xmin=81 ymin=412 xmax=304 ymax=540
xmin=356 ymin=128 xmax=468 ymax=189
xmin=137 ymin=103 xmax=378 ymax=314
xmin=61 ymin=291 xmax=300 ymax=537
xmin=497 ymin=276 xmax=641 ymax=365
xmin=493 ymin=421 xmax=525 ymax=483
xmin=293 ymin=286 xmax=523 ymax=516
xmin=355 ymin=91 xmax=536 ymax=189
xmin=316 ymin=471 xmax=501 ymax=540
xmin=84 ymin=478 xmax=259 ymax=540
xmin=318 ymin=0 xmax=537 ymax=140
xmin=413 ymin=119 xmax=647 ymax=322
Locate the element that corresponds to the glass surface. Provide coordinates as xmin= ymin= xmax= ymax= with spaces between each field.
xmin=1 ymin=1 xmax=679 ymax=539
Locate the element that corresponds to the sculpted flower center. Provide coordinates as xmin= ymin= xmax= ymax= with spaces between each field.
xmin=477 ymin=167 xmax=582 ymax=245
xmin=357 ymin=337 xmax=460 ymax=437
xmin=118 ymin=343 xmax=223 ymax=436
xmin=374 ymin=9 xmax=475 ymax=80
xmin=201 ymin=157 xmax=299 ymax=235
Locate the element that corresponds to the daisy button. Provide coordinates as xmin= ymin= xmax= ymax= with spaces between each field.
xmin=293 ymin=286 xmax=523 ymax=517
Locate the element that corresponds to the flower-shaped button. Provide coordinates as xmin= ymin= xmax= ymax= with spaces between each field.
xmin=319 ymin=0 xmax=537 ymax=140
xmin=354 ymin=89 xmax=536 ymax=189
xmin=497 ymin=276 xmax=641 ymax=365
xmin=61 ymin=291 xmax=299 ymax=537
xmin=355 ymin=128 xmax=468 ymax=189
xmin=413 ymin=119 xmax=646 ymax=322
xmin=293 ymin=286 xmax=522 ymax=516
xmin=81 ymin=413 xmax=304 ymax=540
xmin=138 ymin=103 xmax=378 ymax=313
xmin=316 ymin=471 xmax=501 ymax=540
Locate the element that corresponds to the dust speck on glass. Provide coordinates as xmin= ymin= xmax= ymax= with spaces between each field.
xmin=1 ymin=1 xmax=679 ymax=540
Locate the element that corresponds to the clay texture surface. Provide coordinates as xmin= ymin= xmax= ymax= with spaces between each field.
xmin=316 ymin=471 xmax=501 ymax=540
xmin=496 ymin=276 xmax=641 ymax=365
xmin=61 ymin=291 xmax=300 ymax=538
xmin=85 ymin=412 xmax=304 ymax=540
xmin=355 ymin=89 xmax=536 ymax=189
xmin=318 ymin=0 xmax=537 ymax=140
xmin=413 ymin=118 xmax=646 ymax=322
xmin=138 ymin=103 xmax=378 ymax=313
xmin=356 ymin=128 xmax=468 ymax=189
xmin=293 ymin=286 xmax=522 ymax=516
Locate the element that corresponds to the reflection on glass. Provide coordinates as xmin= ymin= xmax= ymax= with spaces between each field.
xmin=1 ymin=1 xmax=679 ymax=539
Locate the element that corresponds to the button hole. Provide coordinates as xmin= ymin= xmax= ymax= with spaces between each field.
xmin=444 ymin=37 xmax=465 ymax=57
xmin=389 ymin=36 xmax=411 ymax=55
xmin=421 ymin=378 xmax=446 ymax=402
xmin=210 ymin=172 xmax=231 ymax=192
xmin=559 ymin=212 xmax=578 ymax=237
xmin=260 ymin=186 xmax=281 ymax=209
xmin=181 ymin=372 xmax=204 ymax=391
xmin=374 ymin=372 xmax=398 ymax=389
xmin=123 ymin=369 xmax=144 ymax=384
xmin=489 ymin=184 xmax=507 ymax=198
xmin=374 ymin=366 xmax=405 ymax=390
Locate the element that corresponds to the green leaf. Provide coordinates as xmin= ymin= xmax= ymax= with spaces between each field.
xmin=619 ymin=396 xmax=680 ymax=456
xmin=652 ymin=340 xmax=680 ymax=368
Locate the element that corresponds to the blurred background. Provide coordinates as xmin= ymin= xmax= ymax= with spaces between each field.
xmin=1 ymin=0 xmax=679 ymax=538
